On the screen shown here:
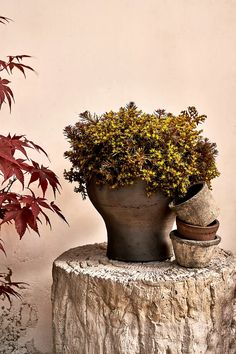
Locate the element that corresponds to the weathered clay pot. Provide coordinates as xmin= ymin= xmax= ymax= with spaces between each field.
xmin=176 ymin=218 xmax=220 ymax=241
xmin=87 ymin=180 xmax=175 ymax=262
xmin=170 ymin=230 xmax=221 ymax=268
xmin=169 ymin=182 xmax=220 ymax=226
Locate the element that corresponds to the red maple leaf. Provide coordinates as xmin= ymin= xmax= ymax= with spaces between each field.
xmin=0 ymin=53 xmax=34 ymax=111
xmin=0 ymin=60 xmax=8 ymax=71
xmin=0 ymin=78 xmax=14 ymax=111
xmin=1 ymin=203 xmax=38 ymax=238
xmin=0 ymin=134 xmax=49 ymax=159
xmin=7 ymin=56 xmax=34 ymax=78
xmin=0 ymin=192 xmax=68 ymax=238
xmin=0 ymin=135 xmax=52 ymax=188
xmin=0 ymin=134 xmax=30 ymax=158
xmin=0 ymin=158 xmax=25 ymax=187
xmin=50 ymin=201 xmax=68 ymax=224
xmin=28 ymin=161 xmax=61 ymax=197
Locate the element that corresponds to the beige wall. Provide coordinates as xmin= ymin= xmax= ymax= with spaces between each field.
xmin=1 ymin=1 xmax=236 ymax=352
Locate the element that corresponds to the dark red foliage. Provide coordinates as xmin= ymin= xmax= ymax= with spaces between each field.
xmin=0 ymin=78 xmax=14 ymax=110
xmin=28 ymin=161 xmax=61 ymax=197
xmin=0 ymin=268 xmax=27 ymax=302
xmin=0 ymin=15 xmax=67 ymax=302
xmin=0 ymin=55 xmax=34 ymax=111
xmin=0 ymin=134 xmax=67 ymax=238
xmin=0 ymin=192 xmax=67 ymax=239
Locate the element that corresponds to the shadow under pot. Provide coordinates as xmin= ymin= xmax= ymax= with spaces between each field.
xmin=176 ymin=218 xmax=220 ymax=241
xmin=169 ymin=182 xmax=220 ymax=227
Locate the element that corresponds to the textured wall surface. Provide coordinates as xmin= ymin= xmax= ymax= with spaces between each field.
xmin=0 ymin=289 xmax=50 ymax=354
xmin=1 ymin=1 xmax=236 ymax=352
xmin=52 ymin=244 xmax=236 ymax=354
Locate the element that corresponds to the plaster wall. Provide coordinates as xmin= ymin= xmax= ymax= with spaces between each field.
xmin=1 ymin=1 xmax=236 ymax=352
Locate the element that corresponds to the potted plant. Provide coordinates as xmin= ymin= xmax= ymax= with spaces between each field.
xmin=64 ymin=102 xmax=219 ymax=262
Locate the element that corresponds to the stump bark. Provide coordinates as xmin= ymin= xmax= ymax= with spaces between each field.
xmin=52 ymin=243 xmax=236 ymax=354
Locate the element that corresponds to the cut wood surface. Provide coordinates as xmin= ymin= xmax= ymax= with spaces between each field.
xmin=52 ymin=243 xmax=236 ymax=354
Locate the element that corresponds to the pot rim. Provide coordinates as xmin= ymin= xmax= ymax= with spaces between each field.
xmin=176 ymin=217 xmax=219 ymax=230
xmin=170 ymin=230 xmax=221 ymax=247
xmin=169 ymin=182 xmax=206 ymax=209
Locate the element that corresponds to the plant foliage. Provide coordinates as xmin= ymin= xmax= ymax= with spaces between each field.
xmin=0 ymin=268 xmax=26 ymax=302
xmin=0 ymin=55 xmax=34 ymax=111
xmin=0 ymin=15 xmax=67 ymax=300
xmin=64 ymin=102 xmax=219 ymax=200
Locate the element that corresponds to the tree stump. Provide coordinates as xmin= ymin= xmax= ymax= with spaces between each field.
xmin=52 ymin=243 xmax=236 ymax=354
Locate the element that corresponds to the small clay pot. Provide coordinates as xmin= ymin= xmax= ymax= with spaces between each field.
xmin=169 ymin=182 xmax=220 ymax=227
xmin=176 ymin=218 xmax=220 ymax=241
xmin=170 ymin=230 xmax=221 ymax=268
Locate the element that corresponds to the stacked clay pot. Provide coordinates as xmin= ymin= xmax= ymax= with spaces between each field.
xmin=169 ymin=182 xmax=221 ymax=268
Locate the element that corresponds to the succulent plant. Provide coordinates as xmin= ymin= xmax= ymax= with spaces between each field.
xmin=64 ymin=102 xmax=219 ymax=200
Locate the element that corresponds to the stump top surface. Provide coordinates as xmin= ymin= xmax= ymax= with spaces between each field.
xmin=54 ymin=243 xmax=236 ymax=284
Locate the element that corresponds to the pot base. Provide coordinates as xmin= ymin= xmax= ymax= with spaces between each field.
xmin=107 ymin=236 xmax=173 ymax=262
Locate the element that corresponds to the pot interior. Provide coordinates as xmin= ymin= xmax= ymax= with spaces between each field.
xmin=208 ymin=219 xmax=218 ymax=227
xmin=175 ymin=183 xmax=203 ymax=204
xmin=177 ymin=217 xmax=219 ymax=229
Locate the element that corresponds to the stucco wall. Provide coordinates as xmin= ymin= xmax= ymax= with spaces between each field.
xmin=1 ymin=1 xmax=236 ymax=352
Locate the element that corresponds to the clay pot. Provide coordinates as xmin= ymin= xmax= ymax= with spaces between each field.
xmin=176 ymin=218 xmax=220 ymax=241
xmin=170 ymin=230 xmax=221 ymax=268
xmin=87 ymin=180 xmax=175 ymax=262
xmin=169 ymin=182 xmax=220 ymax=227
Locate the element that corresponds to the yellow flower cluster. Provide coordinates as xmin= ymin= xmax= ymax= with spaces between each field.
xmin=64 ymin=103 xmax=219 ymax=199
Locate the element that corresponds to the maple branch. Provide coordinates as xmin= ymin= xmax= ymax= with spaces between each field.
xmin=6 ymin=178 xmax=16 ymax=192
xmin=0 ymin=177 xmax=17 ymax=193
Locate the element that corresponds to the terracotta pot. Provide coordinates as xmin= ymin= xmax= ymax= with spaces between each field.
xmin=170 ymin=230 xmax=221 ymax=268
xmin=87 ymin=180 xmax=175 ymax=262
xmin=176 ymin=218 xmax=220 ymax=241
xmin=169 ymin=182 xmax=220 ymax=227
